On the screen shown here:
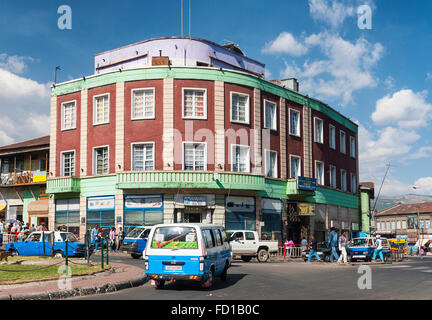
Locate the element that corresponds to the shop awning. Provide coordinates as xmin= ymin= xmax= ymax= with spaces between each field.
xmin=0 ymin=204 xmax=6 ymax=212
xmin=28 ymin=199 xmax=49 ymax=217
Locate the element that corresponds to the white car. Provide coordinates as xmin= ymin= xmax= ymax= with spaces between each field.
xmin=226 ymin=230 xmax=279 ymax=263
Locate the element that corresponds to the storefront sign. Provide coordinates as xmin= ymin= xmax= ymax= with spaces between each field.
xmin=225 ymin=196 xmax=255 ymax=213
xmin=32 ymin=171 xmax=47 ymax=183
xmin=298 ymin=203 xmax=315 ymax=216
xmin=396 ymin=234 xmax=408 ymax=240
xmin=124 ymin=195 xmax=163 ymax=209
xmin=262 ymin=198 xmax=282 ymax=213
xmin=56 ymin=198 xmax=80 ymax=212
xmin=87 ymin=196 xmax=115 ymax=210
xmin=297 ymin=176 xmax=317 ymax=191
xmin=184 ymin=196 xmax=207 ymax=206
xmin=407 ymin=215 xmax=418 ymax=229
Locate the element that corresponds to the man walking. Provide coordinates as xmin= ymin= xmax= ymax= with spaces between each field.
xmin=327 ymin=228 xmax=340 ymax=263
xmin=337 ymin=231 xmax=348 ymax=264
xmin=372 ymin=235 xmax=384 ymax=263
xmin=91 ymin=225 xmax=99 ymax=251
xmin=307 ymin=235 xmax=321 ymax=262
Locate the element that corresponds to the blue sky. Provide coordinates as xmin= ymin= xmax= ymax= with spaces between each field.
xmin=0 ymin=0 xmax=431 ymax=196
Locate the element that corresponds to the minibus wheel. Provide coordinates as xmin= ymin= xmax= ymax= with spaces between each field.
xmin=221 ymin=262 xmax=228 ymax=281
xmin=155 ymin=280 xmax=165 ymax=289
xmin=201 ymin=269 xmax=214 ymax=289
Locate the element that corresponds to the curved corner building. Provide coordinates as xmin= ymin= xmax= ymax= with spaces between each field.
xmin=47 ymin=37 xmax=361 ymax=243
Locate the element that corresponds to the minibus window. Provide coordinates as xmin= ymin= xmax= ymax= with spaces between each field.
xmin=127 ymin=228 xmax=144 ymax=238
xmin=141 ymin=229 xmax=150 ymax=239
xmin=202 ymin=229 xmax=215 ymax=248
xmin=151 ymin=227 xmax=198 ymax=249
xmin=213 ymin=229 xmax=222 ymax=246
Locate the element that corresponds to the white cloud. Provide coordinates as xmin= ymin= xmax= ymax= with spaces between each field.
xmin=279 ymin=32 xmax=383 ymax=105
xmin=0 ymin=68 xmax=49 ymax=99
xmin=427 ymin=73 xmax=432 ymax=81
xmin=383 ymin=76 xmax=395 ymax=89
xmin=308 ymin=0 xmax=355 ymax=29
xmin=413 ymin=177 xmax=432 ymax=194
xmin=371 ymin=89 xmax=432 ymax=128
xmin=262 ymin=32 xmax=308 ymax=56
xmin=404 ymin=146 xmax=432 ymax=161
xmin=0 ymin=54 xmax=34 ymax=74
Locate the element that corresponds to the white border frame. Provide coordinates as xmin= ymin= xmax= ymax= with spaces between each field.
xmin=349 ymin=136 xmax=356 ymax=158
xmin=131 ymin=142 xmax=155 ymax=171
xmin=314 ymin=117 xmax=324 ymax=144
xmin=289 ymin=154 xmax=301 ymax=179
xmin=92 ymin=145 xmax=110 ymax=175
xmin=131 ymin=88 xmax=155 ymax=120
xmin=329 ymin=164 xmax=337 ymax=188
xmin=265 ymin=149 xmax=279 ymax=178
xmin=182 ymin=141 xmax=208 ymax=171
xmin=314 ymin=160 xmax=324 ymax=185
xmin=340 ymin=130 xmax=346 ymax=154
xmin=61 ymin=100 xmax=77 ymax=131
xmin=263 ymin=99 xmax=277 ymax=131
xmin=350 ymin=172 xmax=357 ymax=193
xmin=93 ymin=93 xmax=110 ymax=126
xmin=340 ymin=168 xmax=347 ymax=191
xmin=288 ymin=108 xmax=301 ymax=137
xmin=329 ymin=124 xmax=336 ymax=150
xmin=230 ymin=91 xmax=250 ymax=125
xmin=182 ymin=88 xmax=208 ymax=120
xmin=60 ymin=149 xmax=76 ymax=177
xmin=230 ymin=144 xmax=251 ymax=173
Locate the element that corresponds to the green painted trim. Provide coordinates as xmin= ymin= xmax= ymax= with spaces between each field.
xmin=51 ymin=67 xmax=358 ymax=132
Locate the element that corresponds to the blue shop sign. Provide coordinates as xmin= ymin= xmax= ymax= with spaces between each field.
xmin=297 ymin=176 xmax=317 ymax=191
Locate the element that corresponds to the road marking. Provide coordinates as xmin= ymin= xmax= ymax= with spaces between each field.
xmin=380 ymin=265 xmax=411 ymax=268
xmin=407 ymin=267 xmax=429 ymax=270
xmin=420 ymin=270 xmax=432 ymax=273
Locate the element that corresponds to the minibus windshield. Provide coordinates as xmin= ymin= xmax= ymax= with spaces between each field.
xmin=126 ymin=228 xmax=144 ymax=238
xmin=151 ymin=226 xmax=198 ymax=249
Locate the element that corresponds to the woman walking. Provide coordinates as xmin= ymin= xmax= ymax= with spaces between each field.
xmin=109 ymin=227 xmax=117 ymax=252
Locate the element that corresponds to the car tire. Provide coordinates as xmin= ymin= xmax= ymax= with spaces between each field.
xmin=241 ymin=256 xmax=252 ymax=262
xmin=155 ymin=280 xmax=165 ymax=289
xmin=131 ymin=253 xmax=141 ymax=259
xmin=201 ymin=268 xmax=214 ymax=289
xmin=53 ymin=251 xmax=64 ymax=258
xmin=221 ymin=262 xmax=228 ymax=281
xmin=257 ymin=249 xmax=269 ymax=263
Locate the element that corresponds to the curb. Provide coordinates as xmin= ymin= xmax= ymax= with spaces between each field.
xmin=1 ymin=274 xmax=149 ymax=300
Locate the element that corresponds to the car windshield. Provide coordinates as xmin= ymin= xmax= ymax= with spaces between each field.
xmin=59 ymin=233 xmax=78 ymax=242
xmin=151 ymin=226 xmax=198 ymax=249
xmin=350 ymin=239 xmax=369 ymax=247
xmin=126 ymin=228 xmax=144 ymax=238
xmin=226 ymin=231 xmax=233 ymax=239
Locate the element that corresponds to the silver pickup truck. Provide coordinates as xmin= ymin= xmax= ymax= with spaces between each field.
xmin=226 ymin=230 xmax=279 ymax=263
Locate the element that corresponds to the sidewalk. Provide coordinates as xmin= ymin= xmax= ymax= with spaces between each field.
xmin=0 ymin=262 xmax=148 ymax=300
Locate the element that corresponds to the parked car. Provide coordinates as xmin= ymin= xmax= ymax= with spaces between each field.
xmin=120 ymin=226 xmax=151 ymax=259
xmin=144 ymin=223 xmax=231 ymax=289
xmin=302 ymin=241 xmax=341 ymax=262
xmin=226 ymin=230 xmax=279 ymax=263
xmin=347 ymin=237 xmax=391 ymax=262
xmin=6 ymin=231 xmax=89 ymax=257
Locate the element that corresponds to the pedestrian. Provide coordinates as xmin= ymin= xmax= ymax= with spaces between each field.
xmin=327 ymin=228 xmax=340 ymax=263
xmin=117 ymin=227 xmax=125 ymax=251
xmin=337 ymin=231 xmax=348 ymax=264
xmin=307 ymin=235 xmax=321 ymax=263
xmin=109 ymin=227 xmax=117 ymax=252
xmin=420 ymin=247 xmax=425 ymax=260
xmin=91 ymin=225 xmax=99 ymax=251
xmin=301 ymin=237 xmax=308 ymax=253
xmin=98 ymin=228 xmax=104 ymax=250
xmin=372 ymin=235 xmax=385 ymax=263
xmin=287 ymin=239 xmax=295 ymax=257
xmin=30 ymin=224 xmax=36 ymax=233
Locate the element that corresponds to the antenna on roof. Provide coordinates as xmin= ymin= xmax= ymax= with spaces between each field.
xmin=189 ymin=0 xmax=191 ymax=39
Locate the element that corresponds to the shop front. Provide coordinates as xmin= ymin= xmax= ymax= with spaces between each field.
xmin=174 ymin=194 xmax=215 ymax=224
xmin=123 ymin=194 xmax=163 ymax=234
xmin=225 ymin=196 xmax=256 ymax=231
xmin=261 ymin=198 xmax=282 ymax=241
xmin=28 ymin=199 xmax=50 ymax=230
xmin=87 ymin=196 xmax=115 ymax=236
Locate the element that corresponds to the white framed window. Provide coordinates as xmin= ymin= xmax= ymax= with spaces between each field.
xmin=289 ymin=155 xmax=301 ymax=179
xmin=231 ymin=145 xmax=250 ymax=173
xmin=386 ymin=221 xmax=390 ymax=231
xmin=340 ymin=130 xmax=346 ymax=154
xmin=61 ymin=100 xmax=77 ymax=131
xmin=132 ymin=143 xmax=154 ymax=171
xmin=266 ymin=150 xmax=278 ymax=178
xmin=93 ymin=93 xmax=110 ymax=125
xmin=377 ymin=222 xmax=381 ymax=231
xmin=230 ymin=92 xmax=250 ymax=124
xmin=329 ymin=165 xmax=337 ymax=188
xmin=329 ymin=124 xmax=336 ymax=149
xmin=93 ymin=146 xmax=109 ymax=175
xmin=264 ymin=100 xmax=277 ymax=131
xmin=131 ymin=88 xmax=155 ymax=120
xmin=183 ymin=142 xmax=207 ymax=171
xmin=61 ymin=150 xmax=75 ymax=177
xmin=289 ymin=108 xmax=300 ymax=137
xmin=182 ymin=88 xmax=207 ymax=119
xmin=391 ymin=221 xmax=396 ymax=230
xmin=315 ymin=161 xmax=324 ymax=185
xmin=341 ymin=169 xmax=347 ymax=191
xmin=350 ymin=136 xmax=356 ymax=158
xmin=397 ymin=220 xmax=401 ymax=230
xmin=350 ymin=173 xmax=357 ymax=193
xmin=314 ymin=117 xmax=323 ymax=143
xmin=402 ymin=220 xmax=407 ymax=229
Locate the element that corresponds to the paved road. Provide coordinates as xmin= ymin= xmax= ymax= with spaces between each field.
xmin=79 ymin=253 xmax=432 ymax=300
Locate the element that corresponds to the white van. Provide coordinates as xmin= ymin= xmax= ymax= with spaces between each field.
xmin=144 ymin=223 xmax=231 ymax=289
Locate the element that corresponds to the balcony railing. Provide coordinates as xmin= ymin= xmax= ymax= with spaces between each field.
xmin=0 ymin=171 xmax=47 ymax=186
xmin=46 ymin=176 xmax=80 ymax=193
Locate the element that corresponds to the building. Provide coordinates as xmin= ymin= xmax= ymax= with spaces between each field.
xmin=0 ymin=136 xmax=50 ymax=226
xmin=47 ymin=36 xmax=361 ymax=242
xmin=375 ymin=202 xmax=432 ymax=245
xmin=359 ymin=182 xmax=375 ymax=235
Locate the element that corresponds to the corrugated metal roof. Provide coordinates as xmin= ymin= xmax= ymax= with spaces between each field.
xmin=376 ymin=202 xmax=432 ymax=216
xmin=0 ymin=136 xmax=49 ymax=154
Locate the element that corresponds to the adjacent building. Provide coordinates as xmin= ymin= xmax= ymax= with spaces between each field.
xmin=47 ymin=36 xmax=362 ymax=242
xmin=0 ymin=136 xmax=50 ymax=226
xmin=375 ymin=202 xmax=432 ymax=245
